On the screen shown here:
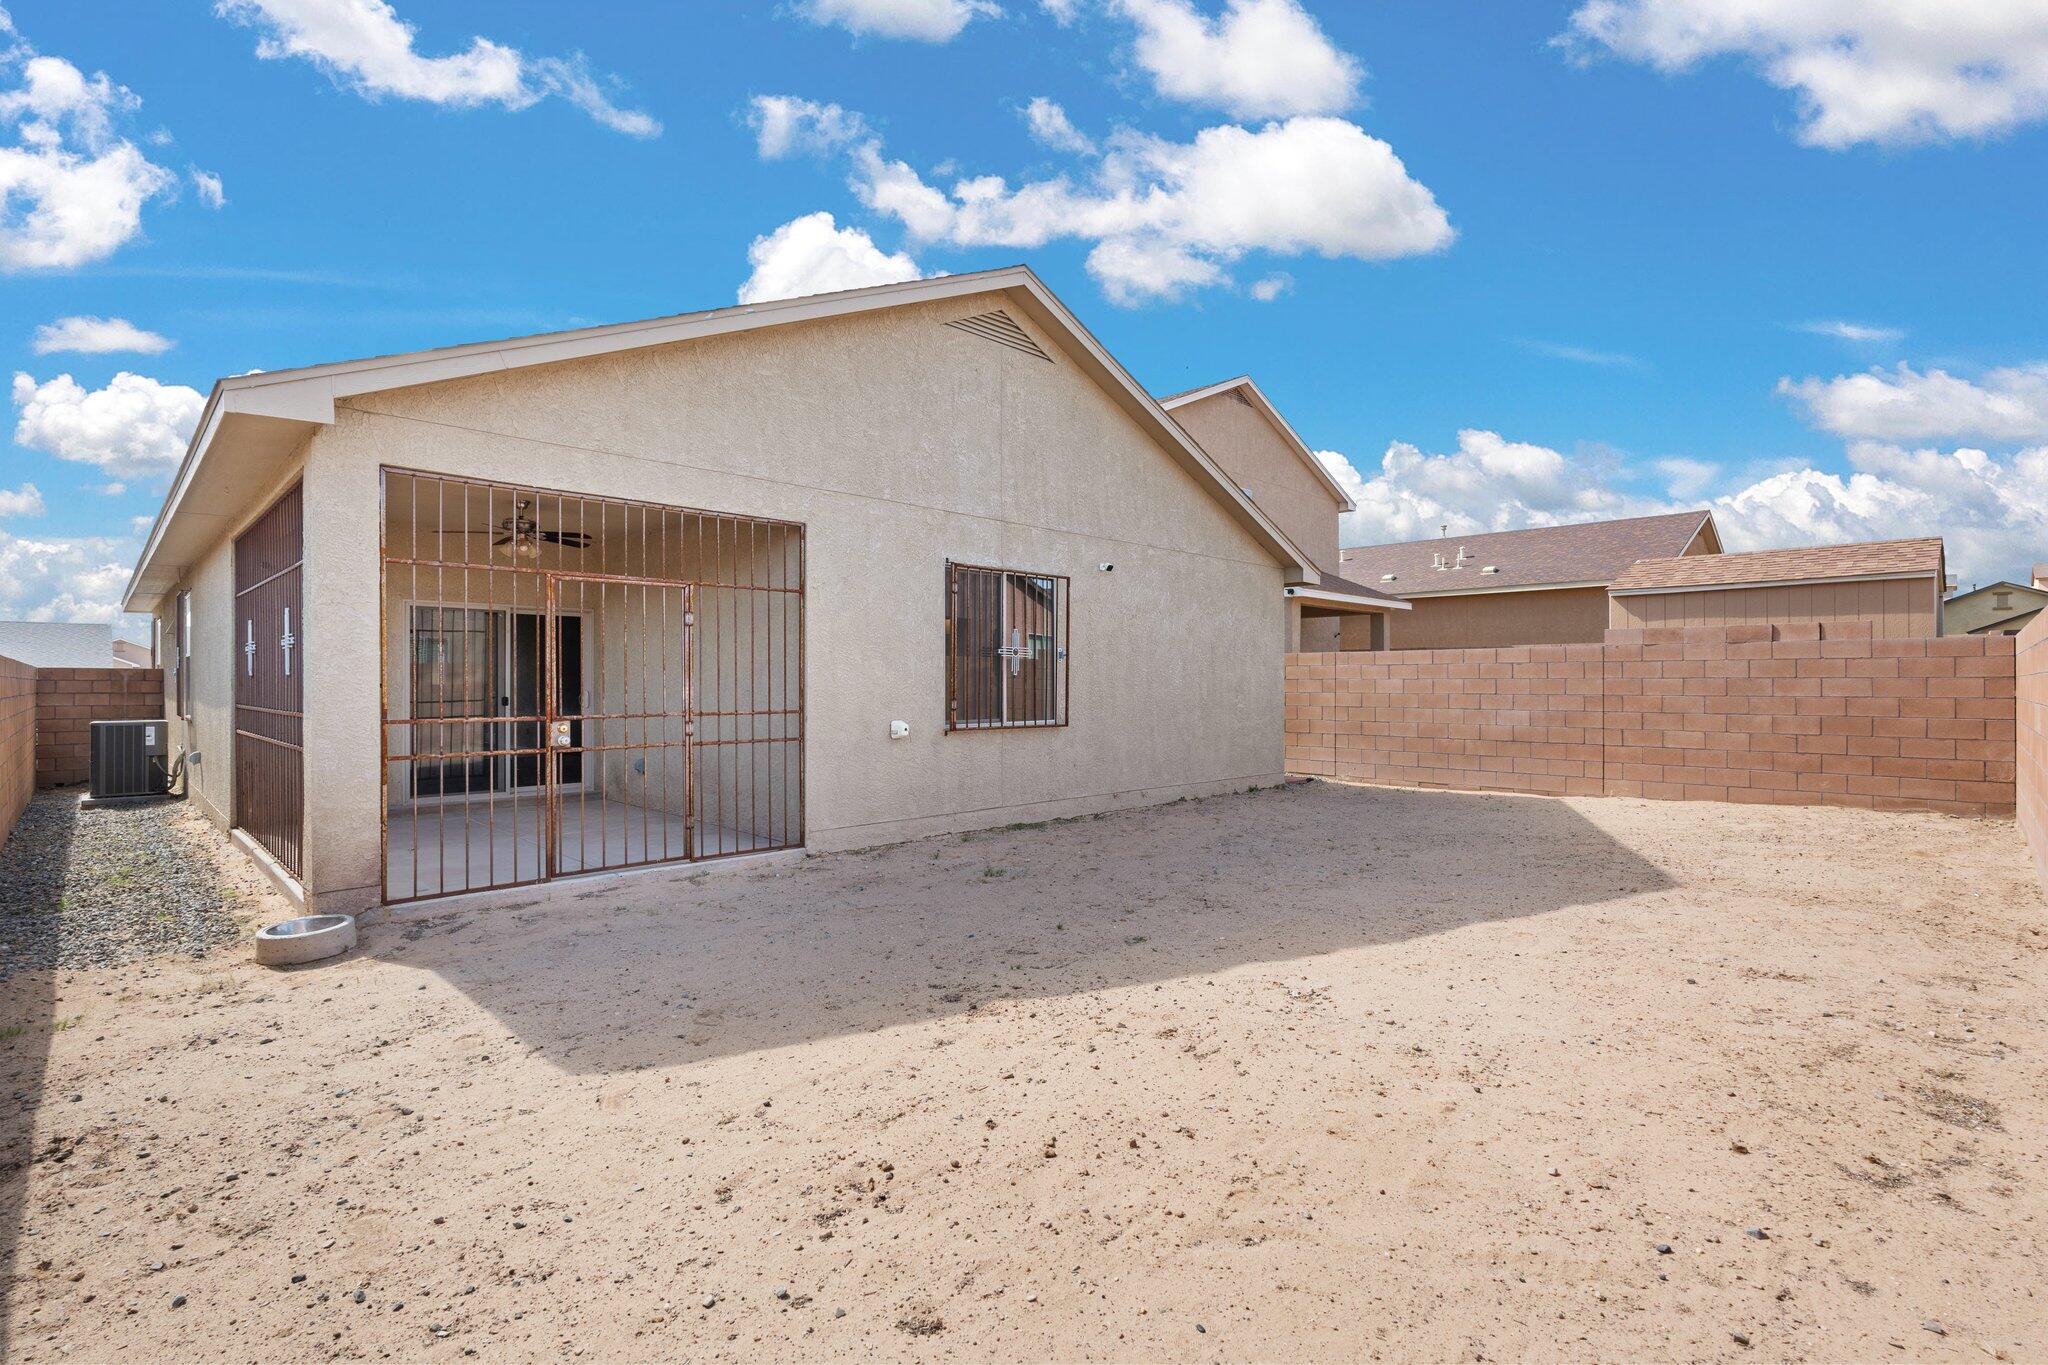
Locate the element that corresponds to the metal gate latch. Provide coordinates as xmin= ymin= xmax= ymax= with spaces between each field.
xmin=548 ymin=719 xmax=573 ymax=747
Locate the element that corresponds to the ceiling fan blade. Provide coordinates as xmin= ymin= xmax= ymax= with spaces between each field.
xmin=492 ymin=534 xmax=513 ymax=546
xmin=541 ymin=531 xmax=593 ymax=548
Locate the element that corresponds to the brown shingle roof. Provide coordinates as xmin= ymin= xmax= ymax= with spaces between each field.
xmin=1338 ymin=510 xmax=1714 ymax=596
xmin=1311 ymin=571 xmax=1404 ymax=607
xmin=1610 ymin=537 xmax=1945 ymax=592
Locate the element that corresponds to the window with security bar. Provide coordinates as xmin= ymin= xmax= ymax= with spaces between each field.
xmin=946 ymin=562 xmax=1069 ymax=730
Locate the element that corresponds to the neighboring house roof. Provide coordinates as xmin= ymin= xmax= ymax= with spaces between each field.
xmin=1946 ymin=579 xmax=2048 ymax=606
xmin=0 ymin=620 xmax=117 ymax=668
xmin=1970 ymin=606 xmax=2040 ymax=635
xmin=1156 ymin=376 xmax=1356 ymax=513
xmin=1284 ymin=571 xmax=1411 ymax=613
xmin=112 ymin=638 xmax=152 ymax=668
xmin=1611 ymin=536 xmax=1945 ymax=593
xmin=124 ymin=266 xmax=1320 ymax=612
xmin=1338 ymin=510 xmax=1717 ymax=598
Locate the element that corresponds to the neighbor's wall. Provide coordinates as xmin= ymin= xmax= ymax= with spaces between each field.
xmin=1610 ymin=575 xmax=1939 ymax=640
xmin=1390 ymin=586 xmax=1609 ymax=651
xmin=1285 ymin=622 xmax=2017 ymax=818
xmin=301 ymin=289 xmax=1287 ymax=912
xmin=2018 ymin=611 xmax=2048 ymax=897
xmin=0 ymin=654 xmax=33 ymax=843
xmin=32 ymin=668 xmax=165 ymax=788
xmin=1167 ymin=388 xmax=1340 ymax=573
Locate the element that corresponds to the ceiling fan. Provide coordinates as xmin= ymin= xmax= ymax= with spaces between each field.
xmin=465 ymin=499 xmax=593 ymax=558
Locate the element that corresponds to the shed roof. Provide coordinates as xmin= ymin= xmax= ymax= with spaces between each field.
xmin=1610 ymin=537 xmax=1945 ymax=593
xmin=1338 ymin=510 xmax=1716 ymax=597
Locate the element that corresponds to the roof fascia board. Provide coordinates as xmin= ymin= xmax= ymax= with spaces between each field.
xmin=1283 ymin=586 xmax=1409 ymax=611
xmin=1159 ymin=376 xmax=1356 ymax=513
xmin=1611 ymin=569 xmax=1937 ymax=596
xmin=1388 ymin=578 xmax=1611 ymax=599
xmin=126 ymin=265 xmax=1320 ymax=608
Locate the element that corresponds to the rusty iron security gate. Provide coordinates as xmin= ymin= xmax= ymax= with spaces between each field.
xmin=380 ymin=470 xmax=804 ymax=904
xmin=234 ymin=482 xmax=306 ymax=878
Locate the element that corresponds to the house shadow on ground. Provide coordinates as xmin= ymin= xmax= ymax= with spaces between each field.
xmin=368 ymin=782 xmax=1675 ymax=1076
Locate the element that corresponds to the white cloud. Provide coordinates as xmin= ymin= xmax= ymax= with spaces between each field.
xmin=1041 ymin=0 xmax=1084 ymax=24
xmin=0 ymin=482 xmax=44 ymax=517
xmin=737 ymin=211 xmax=924 ymax=304
xmin=749 ymin=95 xmax=869 ymax=159
xmin=798 ymin=0 xmax=1000 ymax=42
xmin=0 ymin=525 xmax=135 ymax=623
xmin=1520 ymin=339 xmax=1644 ymax=369
xmin=1797 ymin=319 xmax=1902 ymax=344
xmin=1324 ymin=430 xmax=2048 ymax=588
xmin=1778 ymin=362 xmax=2048 ymax=442
xmin=11 ymin=369 xmax=205 ymax=480
xmin=1248 ymin=271 xmax=1292 ymax=300
xmin=1022 ymin=96 xmax=1095 ymax=154
xmin=1654 ymin=456 xmax=1718 ymax=499
xmin=32 ymin=314 xmax=174 ymax=354
xmin=0 ymin=27 xmax=178 ymax=271
xmin=1117 ymin=0 xmax=1362 ymax=118
xmin=1561 ymin=0 xmax=2048 ymax=148
xmin=215 ymin=0 xmax=659 ymax=136
xmin=845 ymin=113 xmax=1452 ymax=303
xmin=189 ymin=166 xmax=226 ymax=206
xmin=1322 ymin=430 xmax=1666 ymax=547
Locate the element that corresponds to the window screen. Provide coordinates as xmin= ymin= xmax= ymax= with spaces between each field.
xmin=946 ymin=562 xmax=1068 ymax=730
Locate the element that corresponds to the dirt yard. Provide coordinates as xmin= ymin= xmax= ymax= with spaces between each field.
xmin=3 ymin=781 xmax=2045 ymax=1362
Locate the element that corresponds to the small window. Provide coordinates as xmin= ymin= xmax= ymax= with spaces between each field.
xmin=174 ymin=591 xmax=192 ymax=721
xmin=946 ymin=562 xmax=1069 ymax=730
xmin=1993 ymin=591 xmax=2012 ymax=610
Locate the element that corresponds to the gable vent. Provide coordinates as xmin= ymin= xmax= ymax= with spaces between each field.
xmin=945 ymin=309 xmax=1053 ymax=362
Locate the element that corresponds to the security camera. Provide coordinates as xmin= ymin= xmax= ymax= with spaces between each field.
xmin=1098 ymin=562 xmax=1115 ymax=573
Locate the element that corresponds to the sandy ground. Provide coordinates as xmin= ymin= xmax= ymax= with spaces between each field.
xmin=3 ymin=781 xmax=2045 ymax=1363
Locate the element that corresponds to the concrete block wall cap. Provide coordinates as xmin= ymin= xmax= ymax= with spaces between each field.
xmin=255 ymin=913 xmax=357 ymax=967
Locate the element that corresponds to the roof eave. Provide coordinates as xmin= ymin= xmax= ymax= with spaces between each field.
xmin=124 ymin=265 xmax=1320 ymax=611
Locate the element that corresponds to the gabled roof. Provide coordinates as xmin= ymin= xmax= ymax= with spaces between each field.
xmin=1946 ymin=579 xmax=2048 ymax=605
xmin=124 ymin=266 xmax=1320 ymax=611
xmin=1157 ymin=376 xmax=1356 ymax=513
xmin=1611 ymin=537 xmax=1945 ymax=593
xmin=1339 ymin=510 xmax=1717 ymax=598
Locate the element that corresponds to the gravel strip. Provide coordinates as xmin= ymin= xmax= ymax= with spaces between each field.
xmin=0 ymin=790 xmax=251 ymax=978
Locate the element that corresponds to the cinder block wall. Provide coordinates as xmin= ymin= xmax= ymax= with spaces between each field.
xmin=2018 ymin=612 xmax=2048 ymax=896
xmin=0 ymin=654 xmax=33 ymax=841
xmin=34 ymin=668 xmax=166 ymax=788
xmin=1285 ymin=622 xmax=2017 ymax=818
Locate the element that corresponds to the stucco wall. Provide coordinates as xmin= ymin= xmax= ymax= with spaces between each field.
xmin=1610 ymin=575 xmax=1941 ymax=640
xmin=300 ymin=290 xmax=1286 ymax=910
xmin=1389 ymin=586 xmax=1609 ymax=650
xmin=1166 ymin=389 xmax=1339 ymax=574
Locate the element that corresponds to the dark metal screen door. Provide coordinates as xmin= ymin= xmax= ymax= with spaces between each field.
xmin=547 ymin=575 xmax=693 ymax=877
xmin=235 ymin=483 xmax=305 ymax=878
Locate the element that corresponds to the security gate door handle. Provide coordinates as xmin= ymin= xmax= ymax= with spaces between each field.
xmin=548 ymin=719 xmax=573 ymax=747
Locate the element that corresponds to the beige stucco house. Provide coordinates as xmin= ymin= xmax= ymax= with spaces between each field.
xmin=1946 ymin=579 xmax=2048 ymax=637
xmin=1159 ymin=377 xmax=1406 ymax=651
xmin=122 ymin=267 xmax=1324 ymax=914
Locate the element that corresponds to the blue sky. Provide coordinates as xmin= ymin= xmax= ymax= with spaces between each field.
xmin=3 ymin=0 xmax=2046 ymax=635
